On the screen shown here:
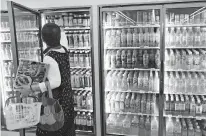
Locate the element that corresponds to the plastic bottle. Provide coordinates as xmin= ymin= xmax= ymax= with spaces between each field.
xmin=133 ymin=71 xmax=138 ymax=90
xmin=110 ymin=93 xmax=116 ymax=112
xmin=155 ymin=28 xmax=160 ymax=47
xmin=81 ymin=112 xmax=87 ymax=131
xmin=150 ymin=27 xmax=155 ymax=47
xmin=120 ymin=92 xmax=126 ymax=112
xmin=121 ymin=50 xmax=127 ymax=68
xmin=149 ymin=49 xmax=155 ymax=68
xmin=149 ymin=71 xmax=154 ymax=92
xmin=132 ymin=50 xmax=138 ymax=68
xmin=144 ymin=28 xmax=149 ymax=47
xmin=186 ymin=72 xmax=192 ymax=94
xmin=111 ymin=50 xmax=116 ymax=68
xmin=139 ymin=28 xmax=144 ymax=48
xmin=130 ymin=115 xmax=139 ymax=135
xmin=121 ymin=29 xmax=127 ymax=47
xmin=112 ymin=71 xmax=118 ymax=90
xmin=188 ymin=124 xmax=195 ymax=136
xmin=181 ymin=50 xmax=187 ymax=70
xmin=186 ymin=49 xmax=193 ymax=70
xmin=135 ymin=94 xmax=141 ymax=113
xmin=201 ymin=28 xmax=206 ymax=46
xmin=199 ymin=74 xmax=206 ymax=94
xmin=170 ymin=27 xmax=175 ymax=47
xmin=175 ymin=72 xmax=180 ymax=93
xmin=195 ymin=96 xmax=202 ymax=116
xmin=174 ymin=95 xmax=180 ymax=115
xmin=151 ymin=116 xmax=159 ymax=136
xmin=79 ymin=31 xmax=84 ymax=47
xmin=165 ymin=27 xmax=170 ymax=47
xmin=115 ymin=114 xmax=123 ymax=134
xmin=165 ymin=94 xmax=170 ymax=115
xmin=145 ymin=116 xmax=151 ymax=136
xmin=176 ymin=27 xmax=181 ymax=47
xmin=122 ymin=115 xmax=131 ymax=135
xmin=181 ymin=119 xmax=188 ymax=136
xmin=125 ymin=93 xmax=131 ymax=112
xmin=170 ymin=49 xmax=176 ymax=69
xmin=143 ymin=71 xmax=149 ymax=91
xmin=133 ymin=28 xmax=139 ymax=47
xmin=122 ymin=71 xmax=128 ymax=91
xmin=146 ymin=94 xmax=151 ymax=114
xmin=87 ymin=112 xmax=93 ymax=131
xmin=106 ymin=114 xmax=116 ymax=134
xmin=195 ymin=126 xmax=202 ymax=136
xmin=115 ymin=30 xmax=121 ymax=47
xmin=73 ymin=31 xmax=79 ymax=48
xmin=175 ymin=50 xmax=181 ymax=69
xmin=127 ymin=71 xmax=133 ymax=90
xmin=138 ymin=71 xmax=143 ymax=90
xmin=105 ymin=30 xmax=111 ymax=47
xmin=193 ymin=50 xmax=201 ymax=70
xmin=115 ymin=92 xmax=121 ymax=112
xmin=194 ymin=27 xmax=201 ymax=47
xmin=187 ymin=27 xmax=193 ymax=47
xmin=141 ymin=94 xmax=146 ymax=113
xmin=130 ymin=93 xmax=135 ymax=112
xmin=182 ymin=27 xmax=187 ymax=47
xmin=173 ymin=118 xmax=182 ymax=136
xmin=170 ymin=95 xmax=175 ymax=115
xmin=105 ymin=51 xmax=111 ymax=69
xmin=127 ymin=50 xmax=132 ymax=68
xmin=139 ymin=116 xmax=145 ymax=136
xmin=110 ymin=30 xmax=116 ymax=47
xmin=166 ymin=117 xmax=174 ymax=136
xmin=190 ymin=95 xmax=196 ymax=116
xmin=138 ymin=50 xmax=143 ymax=68
xmin=127 ymin=29 xmax=132 ymax=47
xmin=81 ymin=92 xmax=87 ymax=109
xmin=154 ymin=71 xmax=159 ymax=93
xmin=155 ymin=50 xmax=160 ymax=69
xmin=143 ymin=50 xmax=149 ymax=68
xmin=115 ymin=50 xmax=121 ymax=68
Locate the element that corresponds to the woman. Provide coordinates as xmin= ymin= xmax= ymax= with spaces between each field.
xmin=19 ymin=23 xmax=75 ymax=136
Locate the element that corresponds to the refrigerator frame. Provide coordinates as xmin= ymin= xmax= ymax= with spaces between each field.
xmin=98 ymin=0 xmax=206 ymax=136
xmin=38 ymin=6 xmax=97 ymax=136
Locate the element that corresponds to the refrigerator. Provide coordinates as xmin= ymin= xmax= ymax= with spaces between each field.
xmin=3 ymin=1 xmax=96 ymax=136
xmin=39 ymin=6 xmax=96 ymax=136
xmin=99 ymin=0 xmax=206 ymax=136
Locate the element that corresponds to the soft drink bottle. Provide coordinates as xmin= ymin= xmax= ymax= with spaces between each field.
xmin=139 ymin=28 xmax=144 ymax=48
xmin=151 ymin=116 xmax=158 ymax=136
xmin=165 ymin=27 xmax=170 ymax=47
xmin=79 ymin=31 xmax=84 ymax=47
xmin=115 ymin=114 xmax=123 ymax=134
xmin=165 ymin=94 xmax=170 ymax=115
xmin=139 ymin=115 xmax=145 ymax=136
xmin=81 ymin=92 xmax=87 ymax=109
xmin=149 ymin=49 xmax=155 ymax=68
xmin=180 ymin=72 xmax=186 ymax=93
xmin=154 ymin=71 xmax=159 ymax=93
xmin=149 ymin=71 xmax=154 ymax=92
xmin=164 ymin=72 xmax=169 ymax=94
xmin=73 ymin=31 xmax=79 ymax=48
xmin=190 ymin=95 xmax=196 ymax=116
xmin=175 ymin=50 xmax=181 ymax=69
xmin=86 ymin=92 xmax=93 ymax=110
xmin=144 ymin=28 xmax=149 ymax=47
xmin=122 ymin=114 xmax=131 ymax=135
xmin=111 ymin=50 xmax=116 ymax=68
xmin=132 ymin=50 xmax=138 ymax=68
xmin=121 ymin=29 xmax=127 ymax=47
xmin=133 ymin=28 xmax=139 ymax=47
xmin=112 ymin=71 xmax=118 ymax=90
xmin=143 ymin=71 xmax=149 ymax=91
xmin=135 ymin=94 xmax=141 ymax=113
xmin=173 ymin=118 xmax=182 ymax=136
xmin=81 ymin=112 xmax=87 ymax=131
xmin=176 ymin=27 xmax=181 ymax=47
xmin=75 ymin=112 xmax=80 ymax=130
xmin=121 ymin=50 xmax=127 ymax=68
xmin=105 ymin=51 xmax=111 ymax=69
xmin=141 ymin=94 xmax=146 ymax=113
xmin=199 ymin=73 xmax=205 ymax=94
xmin=116 ymin=71 xmax=123 ymax=90
xmin=127 ymin=29 xmax=132 ymax=47
xmin=115 ymin=30 xmax=121 ymax=47
xmin=143 ymin=50 xmax=149 ymax=68
xmin=188 ymin=124 xmax=195 ymax=136
xmin=181 ymin=50 xmax=187 ymax=70
xmin=127 ymin=71 xmax=133 ymax=90
xmin=181 ymin=119 xmax=188 ymax=136
xmin=110 ymin=30 xmax=116 ymax=47
xmin=194 ymin=27 xmax=201 ymax=47
xmin=195 ymin=96 xmax=202 ymax=116
xmin=170 ymin=95 xmax=175 ymax=115
xmin=150 ymin=27 xmax=155 ymax=47
xmin=166 ymin=117 xmax=174 ymax=136
xmin=105 ymin=92 xmax=111 ymax=113
xmin=186 ymin=72 xmax=192 ymax=93
xmin=106 ymin=114 xmax=116 ymax=134
xmin=187 ymin=27 xmax=193 ymax=47
xmin=122 ymin=71 xmax=128 ymax=91
xmin=170 ymin=49 xmax=175 ymax=69
xmin=87 ymin=112 xmax=93 ymax=132
xmin=116 ymin=50 xmax=121 ymax=68
xmin=185 ymin=95 xmax=190 ymax=115
xmin=110 ymin=93 xmax=116 ymax=112
xmin=201 ymin=28 xmax=206 ymax=46
xmin=202 ymin=96 xmax=206 ymax=115
xmin=133 ymin=71 xmax=138 ymax=90
xmin=155 ymin=50 xmax=160 ymax=69
xmin=138 ymin=50 xmax=143 ymax=68
xmin=170 ymin=27 xmax=175 ymax=47
xmin=193 ymin=50 xmax=201 ymax=70
xmin=165 ymin=50 xmax=170 ymax=69
xmin=125 ymin=93 xmax=131 ymax=112
xmin=105 ymin=30 xmax=111 ymax=47
xmin=115 ymin=92 xmax=121 ymax=112
xmin=145 ymin=116 xmax=151 ymax=136
xmin=199 ymin=49 xmax=206 ymax=70
xmin=146 ymin=94 xmax=151 ymax=114
xmin=182 ymin=27 xmax=187 ymax=47
xmin=130 ymin=93 xmax=135 ymax=112
xmin=175 ymin=72 xmax=180 ymax=93
xmin=120 ymin=92 xmax=126 ymax=112
xmin=130 ymin=115 xmax=139 ymax=135
xmin=155 ymin=28 xmax=160 ymax=47
xmin=137 ymin=71 xmax=143 ymax=90
xmin=127 ymin=50 xmax=132 ymax=68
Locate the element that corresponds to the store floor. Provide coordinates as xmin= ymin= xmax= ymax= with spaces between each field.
xmin=1 ymin=131 xmax=35 ymax=136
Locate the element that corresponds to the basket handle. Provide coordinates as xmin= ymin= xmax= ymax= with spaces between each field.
xmin=45 ymin=81 xmax=53 ymax=99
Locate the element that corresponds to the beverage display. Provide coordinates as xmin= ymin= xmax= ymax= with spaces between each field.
xmin=43 ymin=10 xmax=94 ymax=134
xmin=164 ymin=7 xmax=206 ymax=136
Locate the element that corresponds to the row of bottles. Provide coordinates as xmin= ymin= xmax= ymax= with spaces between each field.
xmin=16 ymin=32 xmax=39 ymax=42
xmin=165 ymin=27 xmax=206 ymax=47
xmin=74 ymin=90 xmax=93 ymax=110
xmin=4 ymin=77 xmax=14 ymax=90
xmin=166 ymin=117 xmax=206 ymax=136
xmin=46 ymin=13 xmax=90 ymax=27
xmin=0 ymin=32 xmax=11 ymax=41
xmin=75 ymin=112 xmax=94 ymax=132
xmin=1 ymin=21 xmax=9 ymax=30
xmin=15 ymin=16 xmax=37 ymax=29
xmin=70 ymin=69 xmax=92 ymax=88
xmin=106 ymin=70 xmax=160 ymax=92
xmin=165 ymin=72 xmax=206 ymax=94
xmin=3 ymin=62 xmax=13 ymax=76
xmin=69 ymin=50 xmax=91 ymax=68
xmin=105 ymin=92 xmax=158 ymax=114
xmin=104 ymin=10 xmax=160 ymax=26
xmin=1 ymin=44 xmax=12 ymax=60
xmin=105 ymin=28 xmax=160 ymax=47
xmin=165 ymin=49 xmax=206 ymax=70
xmin=164 ymin=94 xmax=206 ymax=116
xmin=166 ymin=11 xmax=206 ymax=25
xmin=66 ymin=30 xmax=90 ymax=48
xmin=18 ymin=49 xmax=40 ymax=61
xmin=107 ymin=114 xmax=159 ymax=136
xmin=105 ymin=49 xmax=160 ymax=69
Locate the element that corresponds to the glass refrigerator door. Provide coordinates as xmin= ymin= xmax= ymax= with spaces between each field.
xmin=100 ymin=5 xmax=162 ymax=136
xmin=40 ymin=8 xmax=95 ymax=135
xmin=7 ymin=1 xmax=43 ymax=135
xmin=164 ymin=2 xmax=206 ymax=136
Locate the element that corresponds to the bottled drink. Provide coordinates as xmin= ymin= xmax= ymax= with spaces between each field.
xmin=138 ymin=50 xmax=143 ymax=68
xmin=105 ymin=30 xmax=111 ymax=47
xmin=133 ymin=71 xmax=138 ymax=90
xmin=166 ymin=117 xmax=174 ymax=136
xmin=173 ymin=118 xmax=182 ymax=136
xmin=116 ymin=50 xmax=121 ymax=68
xmin=122 ymin=71 xmax=128 ymax=91
xmin=122 ymin=115 xmax=131 ymax=135
xmin=186 ymin=49 xmax=193 ymax=70
xmin=73 ymin=31 xmax=79 ymax=48
xmin=190 ymin=95 xmax=196 ymax=116
xmin=182 ymin=27 xmax=187 ymax=47
xmin=165 ymin=27 xmax=170 ymax=47
xmin=150 ymin=27 xmax=155 ymax=47
xmin=181 ymin=119 xmax=188 ymax=136
xmin=81 ymin=112 xmax=87 ymax=131
xmin=165 ymin=94 xmax=170 ymax=114
xmin=130 ymin=115 xmax=139 ymax=135
xmin=155 ymin=28 xmax=160 ymax=47
xmin=105 ymin=92 xmax=111 ymax=113
xmin=181 ymin=50 xmax=187 ymax=70
xmin=81 ymin=92 xmax=87 ymax=109
xmin=176 ymin=27 xmax=181 ymax=47
xmin=127 ymin=50 xmax=132 ymax=68
xmin=78 ymin=31 xmax=84 ymax=47
xmin=75 ymin=112 xmax=81 ymax=130
xmin=145 ymin=116 xmax=151 ymax=136
xmin=194 ymin=27 xmax=201 ymax=47
xmin=112 ymin=71 xmax=117 ymax=90
xmin=143 ymin=71 xmax=149 ymax=91
xmin=67 ymin=32 xmax=74 ymax=48
xmin=105 ymin=51 xmax=111 ymax=69
xmin=195 ymin=126 xmax=202 ymax=136
xmin=202 ymin=96 xmax=206 ymax=115
xmin=201 ymin=28 xmax=206 ymax=46
xmin=149 ymin=50 xmax=155 ymax=68
xmin=125 ymin=93 xmax=131 ymax=112
xmin=188 ymin=124 xmax=195 ymax=136
xmin=151 ymin=116 xmax=158 ymax=136
xmin=187 ymin=27 xmax=193 ymax=47
xmin=115 ymin=30 xmax=121 ymax=47
xmin=149 ymin=71 xmax=154 ymax=92
xmin=139 ymin=28 xmax=144 ymax=48
xmin=146 ymin=94 xmax=151 ymax=114
xmin=170 ymin=49 xmax=175 ymax=69
xmin=110 ymin=50 xmax=116 ymax=68
xmin=195 ymin=96 xmax=202 ymax=116
xmin=120 ymin=92 xmax=126 ymax=112
xmin=132 ymin=50 xmax=138 ymax=68
xmin=133 ymin=28 xmax=139 ymax=47
xmin=127 ymin=71 xmax=133 ymax=90
xmin=137 ymin=11 xmax=143 ymax=24
xmin=139 ymin=115 xmax=145 ymax=136
xmin=115 ymin=114 xmax=123 ymax=134
xmin=130 ymin=93 xmax=135 ymax=112
xmin=135 ymin=94 xmax=141 ymax=113
xmin=141 ymin=94 xmax=146 ymax=113
xmin=170 ymin=27 xmax=175 ymax=46
xmin=170 ymin=95 xmax=175 ymax=115
xmin=115 ymin=92 xmax=121 ymax=112
xmin=138 ymin=71 xmax=143 ymax=90
xmin=83 ymin=30 xmax=89 ymax=47
xmin=154 ymin=71 xmax=159 ymax=93
xmin=143 ymin=50 xmax=149 ymax=68
xmin=155 ymin=50 xmax=160 ymax=69
xmin=116 ymin=71 xmax=123 ymax=90
xmin=144 ymin=28 xmax=149 ymax=47
xmin=110 ymin=93 xmax=116 ymax=112
xmin=106 ymin=114 xmax=116 ymax=134
xmin=121 ymin=29 xmax=127 ymax=47
xmin=121 ymin=50 xmax=127 ymax=68
xmin=175 ymin=50 xmax=181 ymax=69
xmin=127 ymin=29 xmax=132 ymax=47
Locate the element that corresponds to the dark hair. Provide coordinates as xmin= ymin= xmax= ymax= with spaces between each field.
xmin=41 ymin=23 xmax=61 ymax=47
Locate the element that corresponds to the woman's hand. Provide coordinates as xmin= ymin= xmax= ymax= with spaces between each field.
xmin=15 ymin=85 xmax=33 ymax=97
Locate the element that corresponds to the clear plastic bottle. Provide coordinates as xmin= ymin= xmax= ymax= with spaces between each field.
xmin=155 ymin=50 xmax=160 ymax=69
xmin=176 ymin=27 xmax=181 ymax=47
xmin=173 ymin=118 xmax=182 ymax=136
xmin=130 ymin=93 xmax=135 ymax=112
xmin=151 ymin=116 xmax=158 ymax=136
xmin=127 ymin=71 xmax=133 ymax=90
xmin=190 ymin=95 xmax=196 ymax=116
xmin=166 ymin=117 xmax=174 ymax=136
xmin=144 ymin=28 xmax=149 ymax=47
xmin=154 ymin=71 xmax=159 ymax=93
xmin=138 ymin=50 xmax=143 ymax=68
xmin=175 ymin=50 xmax=181 ymax=69
xmin=155 ymin=28 xmax=160 ymax=47
xmin=135 ymin=94 xmax=141 ymax=113
xmin=139 ymin=28 xmax=144 ymax=48
xmin=122 ymin=71 xmax=128 ymax=91
xmin=133 ymin=71 xmax=138 ymax=90
xmin=121 ymin=29 xmax=127 ymax=47
xmin=127 ymin=29 xmax=132 ymax=47
xmin=201 ymin=28 xmax=206 ymax=46
xmin=186 ymin=49 xmax=193 ymax=70
xmin=170 ymin=49 xmax=176 ymax=69
xmin=115 ymin=30 xmax=121 ymax=47
xmin=127 ymin=50 xmax=132 ymax=68
xmin=187 ymin=27 xmax=194 ymax=47
xmin=182 ymin=27 xmax=187 ymax=47
xmin=122 ymin=114 xmax=131 ymax=135
xmin=114 ymin=92 xmax=121 ymax=112
xmin=121 ymin=50 xmax=127 ymax=68
xmin=110 ymin=30 xmax=116 ymax=47
xmin=105 ymin=30 xmax=111 ymax=47
xmin=165 ymin=27 xmax=170 ymax=47
xmin=133 ymin=28 xmax=139 ymax=47
xmin=139 ymin=115 xmax=145 ymax=136
xmin=145 ymin=116 xmax=151 ymax=136
xmin=119 ymin=92 xmax=126 ymax=112
xmin=149 ymin=71 xmax=154 ymax=92
xmin=138 ymin=71 xmax=143 ymax=90
xmin=110 ymin=50 xmax=116 ymax=68
xmin=143 ymin=50 xmax=149 ymax=68
xmin=116 ymin=50 xmax=121 ymax=68
xmin=143 ymin=71 xmax=149 ymax=91
xmin=130 ymin=115 xmax=139 ymax=135
xmin=150 ymin=27 xmax=155 ymax=47
xmin=194 ymin=27 xmax=201 ymax=47
xmin=181 ymin=50 xmax=187 ymax=70
xmin=170 ymin=27 xmax=175 ymax=47
xmin=132 ymin=50 xmax=138 ymax=68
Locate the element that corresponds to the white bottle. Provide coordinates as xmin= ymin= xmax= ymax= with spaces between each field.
xmin=175 ymin=50 xmax=181 ymax=69
xmin=186 ymin=49 xmax=193 ymax=70
xmin=122 ymin=114 xmax=131 ymax=135
xmin=155 ymin=50 xmax=160 ymax=69
xmin=194 ymin=27 xmax=201 ymax=47
xmin=187 ymin=27 xmax=194 ymax=47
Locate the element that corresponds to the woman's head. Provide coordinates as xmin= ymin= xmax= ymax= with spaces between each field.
xmin=41 ymin=23 xmax=61 ymax=48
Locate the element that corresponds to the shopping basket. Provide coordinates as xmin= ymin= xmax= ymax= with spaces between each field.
xmin=4 ymin=95 xmax=42 ymax=130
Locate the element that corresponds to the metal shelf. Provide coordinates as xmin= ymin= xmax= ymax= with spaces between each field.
xmin=0 ymin=29 xmax=10 ymax=32
xmin=164 ymin=114 xmax=206 ymax=120
xmin=104 ymin=24 xmax=160 ymax=29
xmin=70 ymin=66 xmax=91 ymax=69
xmin=105 ymin=47 xmax=160 ymax=50
xmin=164 ymin=92 xmax=206 ymax=96
xmin=75 ymin=130 xmax=94 ymax=135
xmin=74 ymin=108 xmax=93 ymax=112
xmin=68 ymin=47 xmax=91 ymax=50
xmin=165 ymin=69 xmax=206 ymax=72
xmin=105 ymin=68 xmax=159 ymax=71
xmin=16 ymin=28 xmax=39 ymax=32
xmin=166 ymin=24 xmax=206 ymax=27
xmin=72 ymin=87 xmax=92 ymax=90
xmin=1 ymin=40 xmax=11 ymax=43
xmin=64 ymin=27 xmax=90 ymax=30
xmin=107 ymin=112 xmax=159 ymax=116
xmin=105 ymin=90 xmax=159 ymax=94
xmin=165 ymin=46 xmax=206 ymax=49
